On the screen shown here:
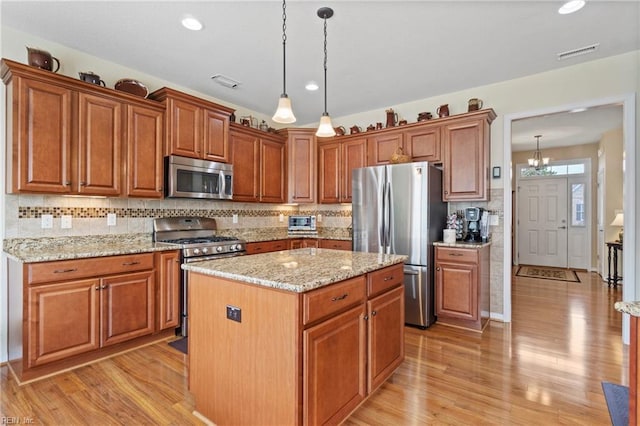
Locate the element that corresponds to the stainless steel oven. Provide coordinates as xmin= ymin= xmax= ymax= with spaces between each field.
xmin=165 ymin=155 xmax=233 ymax=200
xmin=153 ymin=217 xmax=246 ymax=337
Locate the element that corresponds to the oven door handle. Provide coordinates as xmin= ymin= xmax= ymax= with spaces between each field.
xmin=183 ymin=252 xmax=246 ymax=263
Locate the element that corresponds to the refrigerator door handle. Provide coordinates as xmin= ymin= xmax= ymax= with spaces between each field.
xmin=385 ymin=181 xmax=392 ymax=252
xmin=379 ymin=178 xmax=386 ymax=251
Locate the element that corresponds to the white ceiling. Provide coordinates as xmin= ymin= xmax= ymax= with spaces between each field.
xmin=2 ymin=1 xmax=638 ymax=146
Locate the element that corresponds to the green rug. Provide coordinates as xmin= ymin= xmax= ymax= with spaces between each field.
xmin=515 ymin=266 xmax=580 ymax=283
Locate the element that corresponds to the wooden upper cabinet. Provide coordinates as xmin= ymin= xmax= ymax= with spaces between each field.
xmin=442 ymin=110 xmax=495 ymax=201
xmin=125 ymin=104 xmax=164 ymax=198
xmin=318 ymin=137 xmax=367 ymax=204
xmin=342 ymin=138 xmax=367 ymax=202
xmin=279 ymin=128 xmax=317 ymax=204
xmin=77 ymin=93 xmax=122 ymax=196
xmin=404 ymin=123 xmax=441 ymax=163
xmin=260 ymin=136 xmax=286 ymax=203
xmin=1 ymin=59 xmax=165 ymax=197
xmin=367 ymin=130 xmax=403 ymax=166
xmin=8 ymin=75 xmax=73 ymax=193
xmin=230 ymin=128 xmax=260 ymax=202
xmin=149 ymin=87 xmax=234 ymax=163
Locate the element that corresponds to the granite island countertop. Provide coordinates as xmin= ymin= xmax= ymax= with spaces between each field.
xmin=182 ymin=248 xmax=406 ymax=293
xmin=615 ymin=301 xmax=640 ymax=317
xmin=433 ymin=240 xmax=492 ymax=249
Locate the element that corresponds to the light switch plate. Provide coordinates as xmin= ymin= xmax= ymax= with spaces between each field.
xmin=279 ymin=213 xmax=284 ymax=222
xmin=232 ymin=214 xmax=238 ymax=224
xmin=41 ymin=214 xmax=53 ymax=229
xmin=317 ymin=214 xmax=322 ymax=223
xmin=61 ymin=215 xmax=72 ymax=229
xmin=107 ymin=213 xmax=117 ymax=226
xmin=489 ymin=214 xmax=499 ymax=226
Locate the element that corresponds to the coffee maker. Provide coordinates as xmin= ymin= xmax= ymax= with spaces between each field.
xmin=464 ymin=207 xmax=484 ymax=242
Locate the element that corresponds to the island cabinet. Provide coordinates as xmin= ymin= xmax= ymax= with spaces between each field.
xmin=442 ymin=109 xmax=495 ymax=201
xmin=318 ymin=137 xmax=367 ymax=204
xmin=434 ymin=244 xmax=490 ymax=331
xmin=230 ymin=123 xmax=286 ymax=203
xmin=279 ymin=128 xmax=317 ymax=204
xmin=149 ymin=87 xmax=234 ymax=163
xmin=1 ymin=59 xmax=165 ymax=198
xmin=7 ymin=252 xmax=177 ymax=383
xmin=188 ymin=261 xmax=404 ymax=425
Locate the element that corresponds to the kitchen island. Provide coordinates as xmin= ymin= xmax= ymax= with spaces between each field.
xmin=183 ymin=248 xmax=406 ymax=426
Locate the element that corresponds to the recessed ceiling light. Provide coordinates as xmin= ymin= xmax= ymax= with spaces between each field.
xmin=182 ymin=16 xmax=203 ymax=31
xmin=558 ymin=0 xmax=585 ymax=15
xmin=305 ymin=81 xmax=319 ymax=91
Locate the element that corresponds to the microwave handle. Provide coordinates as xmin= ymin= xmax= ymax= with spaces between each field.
xmin=219 ymin=170 xmax=226 ymax=196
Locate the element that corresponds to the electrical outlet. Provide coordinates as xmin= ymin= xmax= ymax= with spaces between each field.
xmin=317 ymin=214 xmax=322 ymax=223
xmin=107 ymin=213 xmax=117 ymax=226
xmin=226 ymin=305 xmax=241 ymax=323
xmin=279 ymin=213 xmax=284 ymax=222
xmin=489 ymin=214 xmax=499 ymax=226
xmin=41 ymin=214 xmax=53 ymax=229
xmin=232 ymin=214 xmax=238 ymax=224
xmin=61 ymin=215 xmax=72 ymax=229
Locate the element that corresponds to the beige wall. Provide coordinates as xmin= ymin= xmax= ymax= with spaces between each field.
xmin=512 ymin=142 xmax=599 ymax=269
xmin=600 ymin=128 xmax=624 ymax=243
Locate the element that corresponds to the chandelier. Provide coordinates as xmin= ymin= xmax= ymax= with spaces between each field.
xmin=528 ymin=135 xmax=549 ymax=170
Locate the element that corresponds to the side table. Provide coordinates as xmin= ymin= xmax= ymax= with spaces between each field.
xmin=606 ymin=241 xmax=623 ymax=288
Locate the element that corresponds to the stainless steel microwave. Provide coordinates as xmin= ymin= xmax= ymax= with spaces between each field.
xmin=288 ymin=215 xmax=317 ymax=231
xmin=165 ymin=155 xmax=233 ymax=200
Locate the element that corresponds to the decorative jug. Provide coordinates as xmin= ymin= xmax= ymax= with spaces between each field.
xmin=79 ymin=71 xmax=105 ymax=86
xmin=385 ymin=108 xmax=398 ymax=127
xmin=437 ymin=104 xmax=450 ymax=118
xmin=26 ymin=47 xmax=60 ymax=72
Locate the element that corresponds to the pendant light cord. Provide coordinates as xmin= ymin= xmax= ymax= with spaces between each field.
xmin=322 ymin=15 xmax=328 ymax=114
xmin=281 ymin=0 xmax=287 ymax=96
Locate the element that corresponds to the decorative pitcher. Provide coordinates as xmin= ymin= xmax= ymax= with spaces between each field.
xmin=26 ymin=47 xmax=60 ymax=72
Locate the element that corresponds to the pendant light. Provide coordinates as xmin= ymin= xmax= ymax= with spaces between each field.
xmin=315 ymin=7 xmax=336 ymax=138
xmin=527 ymin=135 xmax=549 ymax=170
xmin=272 ymin=0 xmax=296 ymax=123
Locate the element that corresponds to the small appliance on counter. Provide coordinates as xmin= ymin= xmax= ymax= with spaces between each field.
xmin=463 ymin=207 xmax=485 ymax=242
xmin=288 ymin=215 xmax=317 ymax=233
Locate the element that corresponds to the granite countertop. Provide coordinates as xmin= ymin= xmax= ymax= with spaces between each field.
xmin=3 ymin=234 xmax=177 ymax=263
xmin=433 ymin=241 xmax=492 ymax=249
xmin=183 ymin=248 xmax=406 ymax=293
xmin=614 ymin=301 xmax=640 ymax=317
xmin=221 ymin=227 xmax=352 ymax=242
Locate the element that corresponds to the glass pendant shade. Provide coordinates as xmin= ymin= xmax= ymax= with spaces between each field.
xmin=528 ymin=135 xmax=549 ymax=170
xmin=316 ymin=113 xmax=336 ymax=137
xmin=272 ymin=95 xmax=296 ymax=123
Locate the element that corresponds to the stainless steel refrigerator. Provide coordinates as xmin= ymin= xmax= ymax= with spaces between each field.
xmin=352 ymin=162 xmax=446 ymax=328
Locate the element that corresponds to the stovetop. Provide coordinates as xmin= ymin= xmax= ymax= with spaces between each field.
xmin=162 ymin=236 xmax=239 ymax=245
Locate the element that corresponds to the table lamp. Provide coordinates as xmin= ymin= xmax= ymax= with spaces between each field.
xmin=610 ymin=213 xmax=624 ymax=243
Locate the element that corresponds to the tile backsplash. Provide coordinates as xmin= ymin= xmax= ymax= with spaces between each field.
xmin=4 ymin=194 xmax=353 ymax=238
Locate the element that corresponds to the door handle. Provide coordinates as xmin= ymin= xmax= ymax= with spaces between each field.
xmin=558 ymin=226 xmax=567 ymax=229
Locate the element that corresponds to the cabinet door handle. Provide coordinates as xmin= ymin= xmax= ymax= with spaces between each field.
xmin=436 ymin=267 xmax=441 ymax=271
xmin=79 ymin=182 xmax=86 ymax=186
xmin=444 ymin=190 xmax=449 ymax=195
xmin=95 ymin=286 xmax=100 ymax=290
xmin=122 ymin=261 xmax=140 ymax=266
xmin=449 ymin=253 xmax=464 ymax=257
xmin=54 ymin=268 xmax=77 ymax=273
xmin=64 ymin=181 xmax=71 ymax=186
xmin=101 ymin=284 xmax=107 ymax=289
xmin=371 ymin=311 xmax=377 ymax=316
xmin=331 ymin=293 xmax=349 ymax=302
xmin=364 ymin=315 xmax=369 ymax=321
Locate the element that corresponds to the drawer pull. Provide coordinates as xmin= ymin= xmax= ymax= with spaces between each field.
xmin=383 ymin=276 xmax=394 ymax=281
xmin=122 ymin=261 xmax=140 ymax=266
xmin=54 ymin=268 xmax=77 ymax=273
xmin=448 ymin=253 xmax=464 ymax=257
xmin=331 ymin=293 xmax=349 ymax=302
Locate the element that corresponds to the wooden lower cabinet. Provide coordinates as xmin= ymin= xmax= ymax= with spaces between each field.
xmin=435 ymin=245 xmax=490 ymax=331
xmin=189 ymin=263 xmax=404 ymax=425
xmin=155 ymin=250 xmax=180 ymax=330
xmin=8 ymin=251 xmax=176 ymax=382
xmin=246 ymin=239 xmax=289 ymax=254
xmin=289 ymin=238 xmax=319 ymax=249
xmin=318 ymin=239 xmax=352 ymax=251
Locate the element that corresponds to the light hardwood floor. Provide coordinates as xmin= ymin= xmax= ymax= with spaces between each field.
xmin=1 ymin=270 xmax=625 ymax=425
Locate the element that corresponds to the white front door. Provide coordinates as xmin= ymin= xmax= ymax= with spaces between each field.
xmin=518 ymin=178 xmax=568 ymax=267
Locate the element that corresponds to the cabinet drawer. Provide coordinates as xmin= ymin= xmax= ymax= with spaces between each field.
xmin=318 ymin=239 xmax=352 ymax=251
xmin=435 ymin=247 xmax=478 ymax=263
xmin=27 ymin=253 xmax=154 ymax=285
xmin=367 ymin=263 xmax=403 ymax=298
xmin=303 ymin=276 xmax=366 ymax=325
xmin=246 ymin=240 xmax=289 ymax=254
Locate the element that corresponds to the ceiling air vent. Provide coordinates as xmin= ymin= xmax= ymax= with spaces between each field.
xmin=557 ymin=43 xmax=600 ymax=61
xmin=211 ymin=74 xmax=241 ymax=89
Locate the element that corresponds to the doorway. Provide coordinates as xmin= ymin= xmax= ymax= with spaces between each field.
xmin=515 ymin=160 xmax=591 ymax=270
xmin=501 ymin=93 xmax=636 ymax=344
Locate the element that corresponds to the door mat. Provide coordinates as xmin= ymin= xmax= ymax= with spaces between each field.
xmin=602 ymin=382 xmax=628 ymax=426
xmin=168 ymin=337 xmax=187 ymax=354
xmin=515 ymin=266 xmax=580 ymax=282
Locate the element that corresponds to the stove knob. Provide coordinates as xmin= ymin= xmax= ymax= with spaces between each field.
xmin=193 ymin=248 xmax=200 ymax=255
xmin=217 ymin=246 xmax=224 ymax=253
xmin=202 ymin=247 xmax=209 ymax=254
